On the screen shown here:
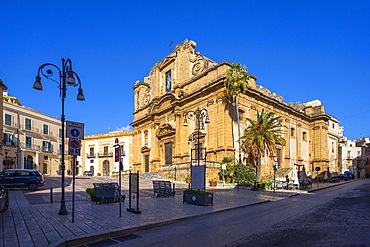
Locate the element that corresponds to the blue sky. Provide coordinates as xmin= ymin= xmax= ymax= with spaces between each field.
xmin=1 ymin=0 xmax=369 ymax=140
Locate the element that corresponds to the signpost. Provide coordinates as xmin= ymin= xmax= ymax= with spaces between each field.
xmin=315 ymin=166 xmax=321 ymax=188
xmin=113 ymin=138 xmax=123 ymax=217
xmin=66 ymin=120 xmax=84 ymax=223
xmin=273 ymin=156 xmax=278 ymax=192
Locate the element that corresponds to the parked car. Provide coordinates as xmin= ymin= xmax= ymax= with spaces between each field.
xmin=344 ymin=171 xmax=354 ymax=179
xmin=83 ymin=171 xmax=93 ymax=176
xmin=0 ymin=169 xmax=45 ymax=190
xmin=329 ymin=176 xmax=341 ymax=183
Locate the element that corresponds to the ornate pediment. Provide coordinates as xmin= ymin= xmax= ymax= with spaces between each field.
xmin=149 ymin=93 xmax=178 ymax=115
xmin=141 ymin=146 xmax=151 ymax=153
xmin=156 ymin=123 xmax=176 ymax=140
xmin=188 ymin=131 xmax=206 ymax=142
xmin=158 ymin=55 xmax=176 ymax=71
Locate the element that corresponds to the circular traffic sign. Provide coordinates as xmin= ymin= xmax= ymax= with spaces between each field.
xmin=70 ymin=139 xmax=80 ymax=149
xmin=70 ymin=128 xmax=80 ymax=138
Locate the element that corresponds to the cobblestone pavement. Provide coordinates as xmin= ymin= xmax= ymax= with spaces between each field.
xmin=0 ymin=176 xmax=348 ymax=247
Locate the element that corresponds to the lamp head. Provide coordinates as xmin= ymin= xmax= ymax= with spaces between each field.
xmin=33 ymin=76 xmax=43 ymax=90
xmin=77 ymin=87 xmax=85 ymax=101
xmin=205 ymin=115 xmax=210 ymax=124
xmin=183 ymin=117 xmax=188 ymax=127
xmin=66 ymin=70 xmax=76 ymax=86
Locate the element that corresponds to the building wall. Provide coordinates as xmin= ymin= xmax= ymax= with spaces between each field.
xmin=2 ymin=92 xmax=63 ymax=174
xmin=80 ymin=131 xmax=133 ymax=176
xmin=0 ymin=80 xmax=8 ymax=170
xmin=131 ymin=39 xmax=342 ymax=181
xmin=338 ymin=139 xmax=361 ymax=175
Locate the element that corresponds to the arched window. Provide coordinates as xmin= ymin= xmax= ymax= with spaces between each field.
xmin=302 ymin=131 xmax=307 ymax=141
xmin=165 ymin=70 xmax=172 ymax=92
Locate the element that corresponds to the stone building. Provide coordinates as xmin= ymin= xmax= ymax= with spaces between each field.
xmin=0 ymin=80 xmax=8 ymax=169
xmin=2 ymin=90 xmax=64 ymax=174
xmin=131 ymin=39 xmax=342 ymax=181
xmin=79 ymin=131 xmax=133 ymax=176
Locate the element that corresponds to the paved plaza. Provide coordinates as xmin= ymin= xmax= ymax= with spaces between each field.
xmin=0 ymin=176 xmax=345 ymax=247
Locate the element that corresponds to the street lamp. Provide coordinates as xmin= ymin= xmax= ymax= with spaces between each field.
xmin=33 ymin=58 xmax=85 ymax=215
xmin=183 ymin=107 xmax=210 ymax=166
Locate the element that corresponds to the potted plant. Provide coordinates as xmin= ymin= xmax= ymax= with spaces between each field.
xmin=86 ymin=187 xmax=99 ymax=202
xmin=183 ymin=188 xmax=213 ymax=206
xmin=209 ymin=176 xmax=218 ymax=187
xmin=185 ymin=174 xmax=191 ymax=184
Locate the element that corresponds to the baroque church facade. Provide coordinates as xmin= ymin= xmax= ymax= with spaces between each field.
xmin=131 ymin=39 xmax=342 ymax=181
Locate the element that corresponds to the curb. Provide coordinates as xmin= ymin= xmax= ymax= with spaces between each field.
xmin=56 ymin=200 xmax=272 ymax=247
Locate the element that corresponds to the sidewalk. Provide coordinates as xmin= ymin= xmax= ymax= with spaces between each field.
xmin=0 ymin=179 xmax=350 ymax=247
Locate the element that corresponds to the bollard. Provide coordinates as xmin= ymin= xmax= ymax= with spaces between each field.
xmin=50 ymin=188 xmax=53 ymax=204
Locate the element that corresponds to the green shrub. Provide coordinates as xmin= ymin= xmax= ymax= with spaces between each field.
xmin=85 ymin=187 xmax=96 ymax=197
xmin=234 ymin=163 xmax=256 ymax=185
xmin=221 ymin=157 xmax=235 ymax=183
xmin=184 ymin=188 xmax=212 ymax=194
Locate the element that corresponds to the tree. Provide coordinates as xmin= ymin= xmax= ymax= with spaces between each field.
xmin=240 ymin=109 xmax=286 ymax=181
xmin=225 ymin=62 xmax=249 ymax=163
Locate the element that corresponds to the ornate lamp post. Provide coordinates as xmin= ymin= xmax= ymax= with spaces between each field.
xmin=183 ymin=107 xmax=210 ymax=190
xmin=183 ymin=107 xmax=210 ymax=166
xmin=33 ymin=58 xmax=85 ymax=215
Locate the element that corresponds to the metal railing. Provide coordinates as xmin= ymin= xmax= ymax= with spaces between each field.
xmin=20 ymin=125 xmax=40 ymax=133
xmin=2 ymin=140 xmax=17 ymax=147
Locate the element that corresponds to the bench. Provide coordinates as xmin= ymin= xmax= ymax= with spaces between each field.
xmin=93 ymin=183 xmax=125 ymax=205
xmin=152 ymin=180 xmax=175 ymax=198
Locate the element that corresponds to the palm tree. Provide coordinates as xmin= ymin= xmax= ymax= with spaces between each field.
xmin=240 ymin=109 xmax=286 ymax=181
xmin=225 ymin=62 xmax=249 ymax=163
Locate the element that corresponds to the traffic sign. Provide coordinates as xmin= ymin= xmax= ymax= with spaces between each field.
xmin=66 ymin=121 xmax=84 ymax=140
xmin=273 ymin=162 xmax=278 ymax=170
xmin=273 ymin=156 xmax=278 ymax=162
xmin=114 ymin=138 xmax=120 ymax=162
xmin=68 ymin=139 xmax=81 ymax=156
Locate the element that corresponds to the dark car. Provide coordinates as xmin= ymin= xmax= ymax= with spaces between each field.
xmin=329 ymin=176 xmax=341 ymax=183
xmin=0 ymin=169 xmax=45 ymax=190
xmin=83 ymin=171 xmax=93 ymax=176
xmin=344 ymin=171 xmax=354 ymax=179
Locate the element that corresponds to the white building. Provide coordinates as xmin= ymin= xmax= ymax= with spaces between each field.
xmin=338 ymin=138 xmax=361 ymax=175
xmin=79 ymin=131 xmax=133 ymax=176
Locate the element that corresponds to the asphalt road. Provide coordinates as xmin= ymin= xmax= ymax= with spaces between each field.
xmin=88 ymin=179 xmax=370 ymax=247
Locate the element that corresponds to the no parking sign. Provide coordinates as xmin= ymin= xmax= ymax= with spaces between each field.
xmin=69 ymin=139 xmax=81 ymax=156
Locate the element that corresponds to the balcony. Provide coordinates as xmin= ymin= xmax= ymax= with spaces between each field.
xmin=98 ymin=152 xmax=113 ymax=158
xmin=86 ymin=153 xmax=97 ymax=158
xmin=21 ymin=143 xmax=41 ymax=152
xmin=20 ymin=125 xmax=40 ymax=133
xmin=40 ymin=130 xmax=54 ymax=137
xmin=41 ymin=146 xmax=53 ymax=153
xmin=3 ymin=121 xmax=18 ymax=128
xmin=2 ymin=140 xmax=17 ymax=147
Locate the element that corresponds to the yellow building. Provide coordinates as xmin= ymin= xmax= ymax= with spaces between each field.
xmin=0 ymin=80 xmax=8 ymax=169
xmin=2 ymin=90 xmax=65 ymax=174
xmin=79 ymin=131 xmax=133 ymax=176
xmin=131 ymin=39 xmax=342 ymax=181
